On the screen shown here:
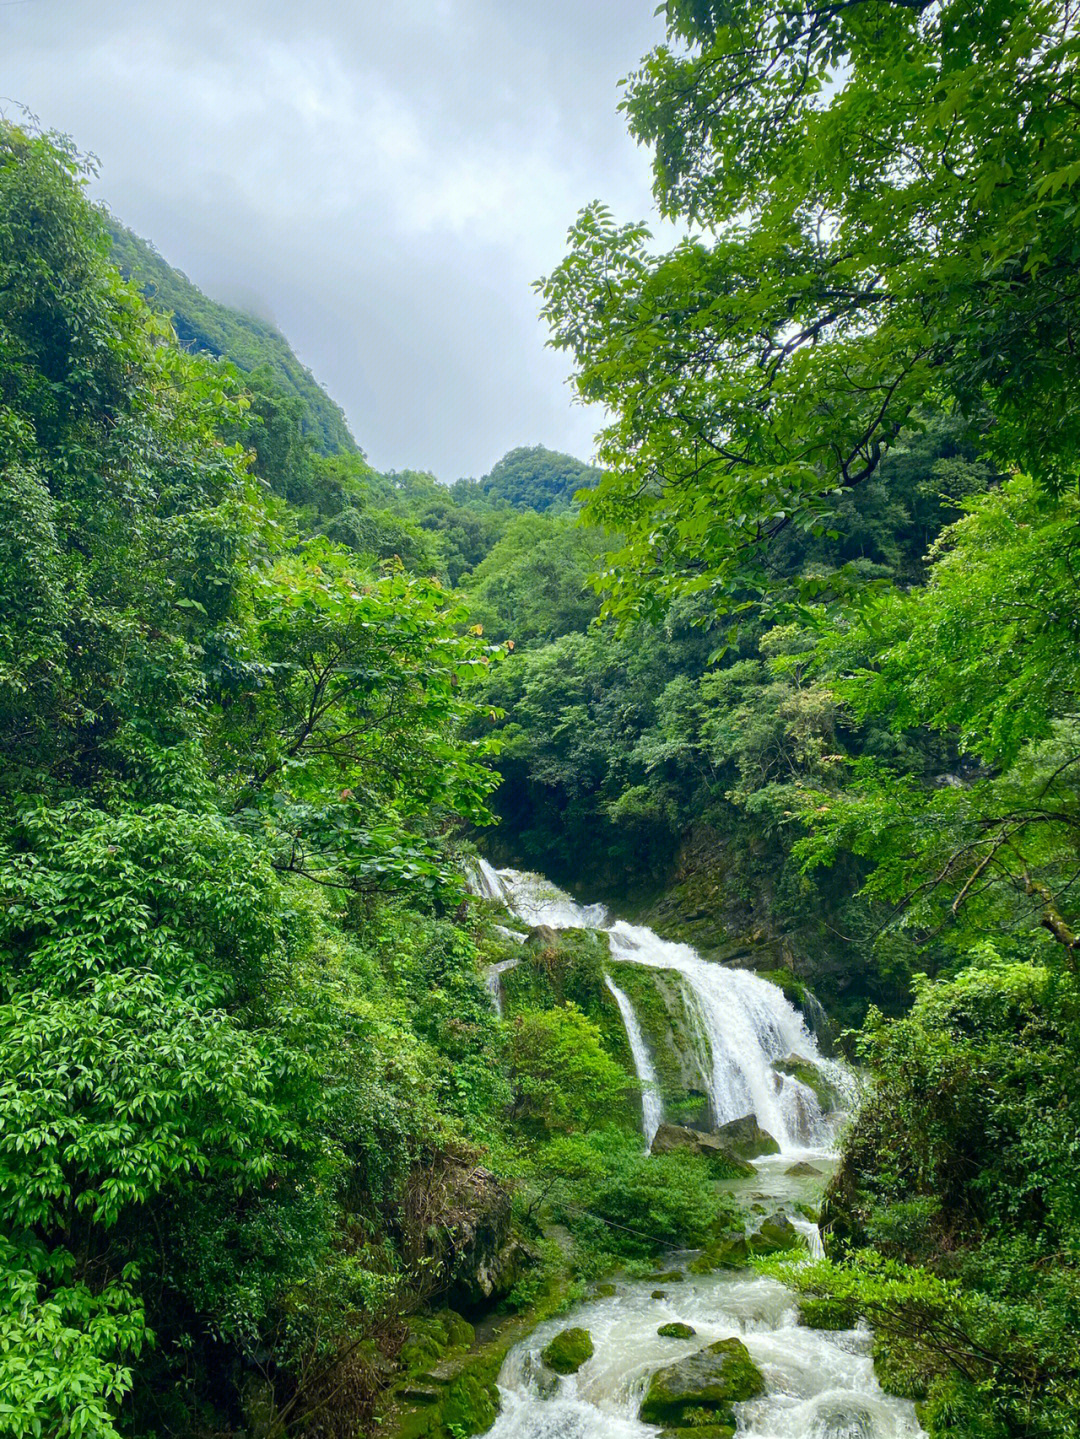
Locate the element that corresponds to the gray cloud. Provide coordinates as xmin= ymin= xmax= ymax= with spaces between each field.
xmin=2 ymin=0 xmax=669 ymax=478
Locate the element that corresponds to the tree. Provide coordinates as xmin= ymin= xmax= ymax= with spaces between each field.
xmin=539 ymin=0 xmax=1080 ymax=621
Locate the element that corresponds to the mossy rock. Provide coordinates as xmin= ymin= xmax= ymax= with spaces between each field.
xmin=591 ymin=1281 xmax=617 ymax=1298
xmin=639 ymin=1337 xmax=765 ymax=1427
xmin=648 ymin=1269 xmax=686 ymax=1283
xmin=651 ymin=1289 xmax=669 ymax=1299
xmin=658 ymin=1322 xmax=697 ymax=1339
xmin=442 ymin=1373 xmax=499 ymax=1435
xmin=400 ymin=1311 xmax=475 ymax=1373
xmin=785 ymin=1161 xmax=821 ymax=1177
xmin=714 ymin=1114 xmax=780 ymax=1159
xmin=872 ymin=1332 xmax=943 ymax=1401
xmin=659 ymin=1428 xmax=734 ymax=1439
xmin=688 ymin=1234 xmax=750 ymax=1273
xmin=773 ymin=1055 xmax=839 ymax=1110
xmin=797 ymin=1297 xmax=859 ymax=1331
xmin=749 ymin=1211 xmax=800 ymax=1255
xmin=541 ymin=1327 xmax=594 ymax=1375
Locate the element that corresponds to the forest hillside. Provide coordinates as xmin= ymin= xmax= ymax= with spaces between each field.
xmin=3 ymin=4 xmax=1080 ymax=1436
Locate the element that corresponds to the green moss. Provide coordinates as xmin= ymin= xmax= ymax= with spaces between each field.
xmin=658 ymin=1322 xmax=697 ymax=1338
xmin=659 ymin=1428 xmax=734 ymax=1439
xmin=872 ymin=1332 xmax=942 ymax=1402
xmin=541 ymin=1327 xmax=594 ymax=1375
xmin=442 ymin=1373 xmax=500 ymax=1435
xmin=607 ymin=961 xmax=711 ymax=1128
xmin=639 ymin=1337 xmax=765 ymax=1427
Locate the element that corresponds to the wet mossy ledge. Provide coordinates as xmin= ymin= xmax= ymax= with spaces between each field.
xmin=379 ymin=1277 xmax=581 ymax=1439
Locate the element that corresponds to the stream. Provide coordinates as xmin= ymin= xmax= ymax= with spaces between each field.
xmin=472 ymin=862 xmax=925 ymax=1439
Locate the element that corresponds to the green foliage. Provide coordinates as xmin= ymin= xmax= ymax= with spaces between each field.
xmin=472 ymin=445 xmax=600 ymax=513
xmin=508 ymin=1005 xmax=632 ymax=1135
xmin=539 ymin=0 xmax=1080 ymax=623
xmin=108 ymin=219 xmax=356 ymax=456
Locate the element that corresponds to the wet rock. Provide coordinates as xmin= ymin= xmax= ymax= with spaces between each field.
xmin=526 ymin=924 xmax=562 ymax=949
xmin=649 ymin=1122 xmax=756 ymax=1175
xmin=785 ymin=1161 xmax=821 ymax=1177
xmin=689 ymin=1234 xmax=750 ymax=1272
xmin=808 ymin=1399 xmax=875 ymax=1439
xmin=658 ymin=1322 xmax=697 ymax=1338
xmin=659 ymin=1429 xmax=734 ymax=1439
xmin=651 ymin=1289 xmax=669 ymax=1300
xmin=541 ymin=1327 xmax=594 ymax=1375
xmin=773 ymin=1055 xmax=839 ymax=1110
xmin=714 ymin=1113 xmax=780 ymax=1159
xmin=647 ymin=1268 xmax=685 ymax=1282
xmin=749 ymin=1210 xmax=800 ymax=1254
xmin=591 ymin=1282 xmax=617 ymax=1298
xmin=639 ymin=1336 xmax=765 ymax=1427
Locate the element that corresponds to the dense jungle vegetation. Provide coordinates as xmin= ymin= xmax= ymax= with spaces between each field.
xmin=3 ymin=0 xmax=1080 ymax=1435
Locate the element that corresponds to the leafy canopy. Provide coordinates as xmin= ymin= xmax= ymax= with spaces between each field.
xmin=539 ymin=0 xmax=1080 ymax=620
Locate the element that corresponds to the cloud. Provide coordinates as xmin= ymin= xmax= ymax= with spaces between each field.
xmin=1 ymin=0 xmax=669 ymax=478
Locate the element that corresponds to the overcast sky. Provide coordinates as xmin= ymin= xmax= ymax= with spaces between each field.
xmin=3 ymin=0 xmax=671 ymax=479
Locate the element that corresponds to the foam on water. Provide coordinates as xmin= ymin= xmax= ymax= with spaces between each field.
xmin=489 ymin=867 xmax=856 ymax=1154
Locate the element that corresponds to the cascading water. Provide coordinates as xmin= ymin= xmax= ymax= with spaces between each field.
xmin=486 ymin=957 xmax=521 ymax=1017
xmin=603 ymin=974 xmax=664 ymax=1150
xmin=489 ymin=868 xmax=855 ymax=1155
xmin=468 ymin=863 xmax=922 ymax=1439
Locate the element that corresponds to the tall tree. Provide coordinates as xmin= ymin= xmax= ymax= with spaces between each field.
xmin=540 ymin=0 xmax=1080 ymax=620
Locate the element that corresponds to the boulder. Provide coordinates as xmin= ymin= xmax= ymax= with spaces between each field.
xmin=660 ymin=1429 xmax=734 ymax=1439
xmin=749 ymin=1210 xmax=800 ymax=1255
xmin=526 ymin=924 xmax=562 ymax=949
xmin=785 ymin=1161 xmax=821 ymax=1177
xmin=541 ymin=1327 xmax=594 ymax=1375
xmin=639 ymin=1337 xmax=765 ymax=1428
xmin=650 ymin=1122 xmax=757 ymax=1175
xmin=688 ymin=1233 xmax=750 ymax=1272
xmin=714 ymin=1114 xmax=780 ymax=1159
xmin=658 ymin=1322 xmax=697 ymax=1338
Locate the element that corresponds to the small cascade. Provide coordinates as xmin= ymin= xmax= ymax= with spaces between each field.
xmin=488 ymin=867 xmax=852 ymax=1155
xmin=485 ymin=957 xmax=520 ymax=1017
xmin=469 ymin=857 xmax=514 ymax=904
xmin=603 ymin=974 xmax=664 ymax=1150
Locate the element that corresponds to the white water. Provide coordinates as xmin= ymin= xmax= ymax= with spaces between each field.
xmin=468 ymin=862 xmax=920 ymax=1439
xmin=486 ymin=957 xmax=521 ymax=1017
xmin=604 ymin=974 xmax=664 ymax=1150
xmin=488 ymin=868 xmax=855 ymax=1155
xmin=488 ymin=1261 xmax=923 ymax=1439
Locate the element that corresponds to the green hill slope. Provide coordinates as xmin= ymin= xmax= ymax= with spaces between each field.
xmin=106 ymin=218 xmax=356 ymax=455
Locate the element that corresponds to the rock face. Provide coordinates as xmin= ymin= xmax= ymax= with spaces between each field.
xmin=415 ymin=1159 xmax=528 ymax=1309
xmin=541 ymin=1327 xmax=594 ymax=1375
xmin=649 ymin=1122 xmax=758 ymax=1174
xmin=714 ymin=1113 xmax=780 ymax=1159
xmin=773 ymin=1054 xmax=839 ymax=1109
xmin=639 ymin=1336 xmax=765 ymax=1428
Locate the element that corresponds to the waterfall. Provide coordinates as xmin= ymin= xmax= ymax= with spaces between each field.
xmin=603 ymin=974 xmax=664 ymax=1150
xmin=485 ymin=957 xmax=521 ymax=1017
xmin=469 ymin=857 xmax=514 ymax=904
xmin=487 ymin=867 xmax=855 ymax=1155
